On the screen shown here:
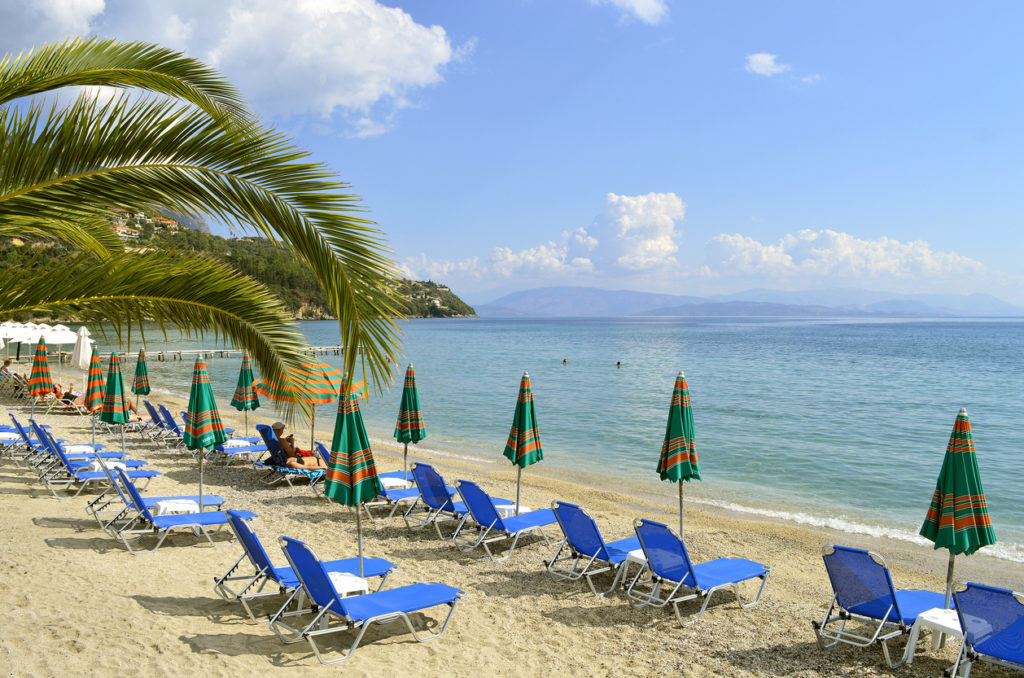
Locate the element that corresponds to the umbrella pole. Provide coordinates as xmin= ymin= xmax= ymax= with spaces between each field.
xmin=120 ymin=425 xmax=126 ymax=457
xmin=356 ymin=506 xmax=364 ymax=577
xmin=310 ymin=408 xmax=316 ymax=452
xmin=244 ymin=409 xmax=248 ymax=439
xmin=938 ymin=551 xmax=956 ymax=648
xmin=403 ymin=442 xmax=408 ymax=479
xmin=199 ymin=449 xmax=204 ymax=511
xmin=91 ymin=416 xmax=96 ymax=450
xmin=678 ymin=481 xmax=684 ymax=538
xmin=515 ymin=466 xmax=522 ymax=516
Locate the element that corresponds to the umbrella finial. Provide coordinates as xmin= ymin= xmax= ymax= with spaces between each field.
xmin=523 ymin=371 xmax=529 ymax=378
xmin=677 ymin=370 xmax=685 ymax=378
xmin=958 ymin=407 xmax=968 ymax=416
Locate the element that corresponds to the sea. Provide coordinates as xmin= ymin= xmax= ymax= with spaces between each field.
xmin=52 ymin=317 xmax=1024 ymax=561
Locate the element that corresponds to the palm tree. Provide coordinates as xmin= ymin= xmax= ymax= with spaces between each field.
xmin=0 ymin=38 xmax=402 ymax=412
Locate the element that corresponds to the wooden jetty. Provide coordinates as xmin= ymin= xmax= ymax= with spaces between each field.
xmin=41 ymin=346 xmax=346 ymax=363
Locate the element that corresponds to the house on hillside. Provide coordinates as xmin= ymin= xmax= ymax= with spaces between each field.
xmin=153 ymin=217 xmax=180 ymax=231
xmin=113 ymin=225 xmax=139 ymax=239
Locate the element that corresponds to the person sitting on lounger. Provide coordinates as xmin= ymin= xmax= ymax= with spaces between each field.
xmin=60 ymin=382 xmax=86 ymax=407
xmin=271 ymin=421 xmax=327 ymax=470
xmin=1 ymin=359 xmax=12 ymax=375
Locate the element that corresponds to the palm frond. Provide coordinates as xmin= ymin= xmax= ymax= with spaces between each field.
xmin=0 ymin=37 xmax=248 ymax=119
xmin=0 ymin=91 xmax=404 ymax=393
xmin=0 ymin=248 xmax=313 ymax=423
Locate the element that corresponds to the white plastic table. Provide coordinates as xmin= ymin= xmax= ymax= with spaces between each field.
xmin=494 ymin=504 xmax=530 ymax=518
xmin=902 ymin=606 xmax=963 ymax=665
xmin=327 ymin=572 xmax=369 ymax=598
xmin=379 ymin=476 xmax=409 ymax=490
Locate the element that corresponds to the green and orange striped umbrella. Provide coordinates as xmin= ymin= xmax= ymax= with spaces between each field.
xmin=324 ymin=387 xmax=383 ymax=576
xmin=229 ymin=354 xmax=260 ymax=438
xmin=99 ymin=353 xmax=130 ymax=454
xmin=84 ymin=347 xmax=104 ymax=448
xmin=919 ymin=408 xmax=997 ymax=608
xmin=255 ymin=360 xmax=345 ymax=451
xmin=85 ymin=346 xmax=104 ymax=413
xmin=28 ymin=337 xmax=54 ymax=415
xmin=394 ymin=363 xmax=427 ymax=478
xmin=131 ymin=348 xmax=151 ymax=400
xmin=503 ymin=371 xmax=544 ymax=515
xmin=658 ymin=370 xmax=701 ymax=537
xmin=184 ymin=357 xmax=228 ymax=509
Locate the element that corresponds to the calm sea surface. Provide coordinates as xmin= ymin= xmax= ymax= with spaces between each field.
xmin=70 ymin=317 xmax=1024 ymax=560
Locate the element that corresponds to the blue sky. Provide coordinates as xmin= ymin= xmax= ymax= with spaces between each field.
xmin=3 ymin=1 xmax=1023 ymax=304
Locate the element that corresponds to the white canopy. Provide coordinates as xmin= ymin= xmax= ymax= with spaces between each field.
xmin=43 ymin=325 xmax=79 ymax=345
xmin=70 ymin=326 xmax=93 ymax=371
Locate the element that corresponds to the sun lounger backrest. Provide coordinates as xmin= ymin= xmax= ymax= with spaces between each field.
xmin=256 ymin=425 xmax=287 ymax=466
xmin=314 ymin=442 xmax=331 ymax=467
xmin=412 ymin=463 xmax=455 ymax=511
xmin=10 ymin=414 xmax=33 ymax=446
xmin=822 ymin=546 xmax=902 ymax=621
xmin=158 ymin=404 xmax=182 ymax=435
xmin=553 ymin=501 xmax=611 ymax=560
xmin=226 ymin=510 xmax=277 ymax=575
xmin=955 ymin=582 xmax=1024 ymax=651
xmin=280 ymin=537 xmax=345 ymax=615
xmin=143 ymin=400 xmax=161 ymax=425
xmin=457 ymin=480 xmax=505 ymax=531
xmin=635 ymin=519 xmax=697 ymax=587
xmin=115 ymin=468 xmax=156 ymax=520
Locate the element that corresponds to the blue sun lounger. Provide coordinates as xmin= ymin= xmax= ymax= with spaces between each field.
xmin=453 ymin=479 xmax=554 ymax=560
xmin=278 ymin=536 xmax=463 ymax=664
xmin=402 ymin=463 xmax=474 ymax=540
xmin=625 ymin=518 xmax=771 ymax=627
xmin=215 ymin=510 xmax=395 ymax=628
xmin=253 ymin=424 xmax=324 ymax=488
xmin=546 ymin=501 xmax=643 ymax=596
xmin=40 ymin=429 xmax=158 ymax=498
xmin=89 ymin=467 xmax=226 ymax=534
xmin=812 ymin=545 xmax=945 ymax=668
xmin=952 ymin=582 xmax=1024 ymax=677
xmin=111 ymin=468 xmax=255 ymax=554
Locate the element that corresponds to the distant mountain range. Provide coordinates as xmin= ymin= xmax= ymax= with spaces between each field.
xmin=474 ymin=286 xmax=1024 ymax=318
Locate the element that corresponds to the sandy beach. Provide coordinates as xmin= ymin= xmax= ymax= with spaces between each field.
xmin=1 ymin=396 xmax=1019 ymax=677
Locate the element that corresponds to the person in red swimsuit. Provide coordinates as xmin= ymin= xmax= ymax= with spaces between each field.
xmin=271 ymin=421 xmax=327 ymax=470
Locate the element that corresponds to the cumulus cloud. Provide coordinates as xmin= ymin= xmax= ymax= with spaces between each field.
xmin=745 ymin=52 xmax=790 ymax=77
xmin=403 ymin=191 xmax=686 ymax=287
xmin=0 ymin=0 xmax=461 ymax=136
xmin=589 ymin=0 xmax=668 ymax=25
xmin=706 ymin=229 xmax=986 ymax=280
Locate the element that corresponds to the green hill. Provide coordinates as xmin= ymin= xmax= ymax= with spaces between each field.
xmin=0 ymin=229 xmax=476 ymax=320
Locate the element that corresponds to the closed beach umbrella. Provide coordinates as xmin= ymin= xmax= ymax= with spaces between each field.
xmin=503 ymin=371 xmax=544 ymax=516
xmin=394 ymin=363 xmax=427 ymax=479
xmin=131 ymin=349 xmax=151 ymax=411
xmin=919 ymin=408 xmax=997 ymax=609
xmin=255 ymin=360 xmax=343 ymax=451
xmin=98 ymin=353 xmax=130 ymax=455
xmin=85 ymin=347 xmax=104 ymax=448
xmin=323 ymin=387 xmax=383 ymax=576
xmin=658 ymin=370 xmax=701 ymax=538
xmin=184 ymin=357 xmax=229 ymax=510
xmin=28 ymin=338 xmax=54 ymax=416
xmin=229 ymin=354 xmax=260 ymax=438
xmin=70 ymin=326 xmax=92 ymax=371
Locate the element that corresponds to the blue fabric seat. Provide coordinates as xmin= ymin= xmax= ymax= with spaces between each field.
xmin=110 ymin=468 xmax=254 ymax=554
xmin=403 ymin=462 xmax=470 ymax=539
xmin=36 ymin=424 xmax=158 ymax=498
xmin=546 ymin=500 xmax=641 ymax=596
xmin=812 ymin=545 xmax=944 ymax=668
xmin=278 ymin=536 xmax=463 ymax=664
xmin=216 ymin=510 xmax=394 ymax=629
xmin=252 ymin=424 xmax=324 ymax=490
xmin=953 ymin=582 xmax=1024 ymax=676
xmin=625 ymin=518 xmax=771 ymax=626
xmin=453 ymin=479 xmax=554 ymax=560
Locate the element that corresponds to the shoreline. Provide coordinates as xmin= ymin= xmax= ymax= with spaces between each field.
xmin=2 ymin=396 xmax=1020 ymax=675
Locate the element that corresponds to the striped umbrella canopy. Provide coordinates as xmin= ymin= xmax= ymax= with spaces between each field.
xmin=84 ymin=347 xmax=104 ymax=412
xmin=28 ymin=338 xmax=54 ymax=415
xmin=84 ymin=347 xmax=104 ymax=448
xmin=919 ymin=408 xmax=997 ymax=608
xmin=184 ymin=357 xmax=229 ymax=509
xmin=394 ymin=363 xmax=427 ymax=478
xmin=229 ymin=354 xmax=260 ymax=438
xmin=131 ymin=349 xmax=151 ymax=412
xmin=98 ymin=353 xmax=130 ymax=454
xmin=324 ymin=387 xmax=383 ymax=576
xmin=502 ymin=371 xmax=544 ymax=515
xmin=657 ymin=370 xmax=701 ymax=538
xmin=255 ymin=360 xmax=345 ymax=451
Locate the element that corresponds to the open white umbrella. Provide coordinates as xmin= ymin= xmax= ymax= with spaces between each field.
xmin=43 ymin=324 xmax=79 ymax=385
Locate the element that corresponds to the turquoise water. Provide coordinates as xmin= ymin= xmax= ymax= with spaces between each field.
xmin=74 ymin=317 xmax=1024 ymax=560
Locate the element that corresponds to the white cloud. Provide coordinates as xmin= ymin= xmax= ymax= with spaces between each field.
xmin=403 ymin=191 xmax=685 ymax=288
xmin=589 ymin=0 xmax=668 ymax=25
xmin=801 ymin=74 xmax=821 ymax=84
xmin=0 ymin=0 xmax=461 ymax=136
xmin=706 ymin=229 xmax=986 ymax=281
xmin=745 ymin=53 xmax=790 ymax=77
